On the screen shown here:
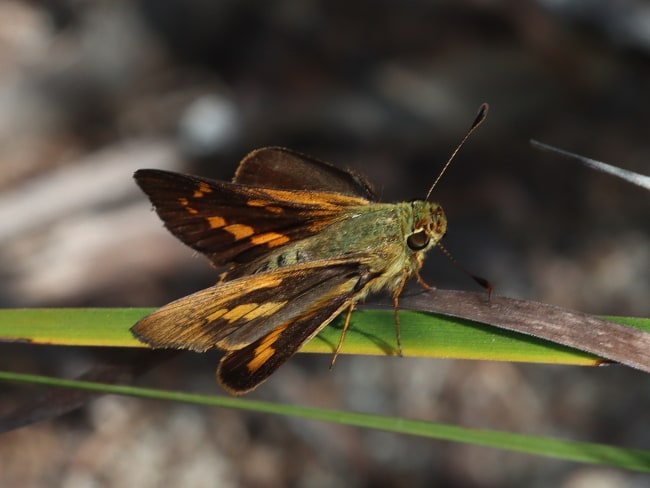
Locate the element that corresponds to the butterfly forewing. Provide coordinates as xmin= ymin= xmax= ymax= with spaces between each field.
xmin=131 ymin=259 xmax=372 ymax=353
xmin=134 ymin=168 xmax=370 ymax=269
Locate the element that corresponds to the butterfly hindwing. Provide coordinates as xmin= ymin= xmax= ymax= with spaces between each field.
xmin=216 ymin=265 xmax=376 ymax=394
xmin=234 ymin=147 xmax=377 ymax=200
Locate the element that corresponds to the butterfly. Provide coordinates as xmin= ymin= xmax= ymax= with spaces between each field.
xmin=131 ymin=104 xmax=488 ymax=394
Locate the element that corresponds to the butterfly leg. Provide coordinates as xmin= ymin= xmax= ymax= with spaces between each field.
xmin=392 ymin=296 xmax=403 ymax=357
xmin=330 ymin=303 xmax=355 ymax=369
xmin=391 ymin=271 xmax=416 ymax=357
xmin=415 ymin=269 xmax=434 ymax=291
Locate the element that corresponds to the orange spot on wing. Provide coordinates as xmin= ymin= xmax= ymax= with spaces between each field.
xmin=252 ymin=276 xmax=284 ymax=289
xmin=225 ymin=224 xmax=255 ymax=240
xmin=243 ymin=301 xmax=287 ymax=320
xmin=223 ymin=303 xmax=259 ymax=323
xmin=246 ymin=199 xmax=269 ymax=207
xmin=247 ymin=322 xmax=290 ymax=373
xmin=178 ymin=197 xmax=199 ymax=214
xmin=246 ymin=200 xmax=284 ymax=214
xmin=193 ymin=182 xmax=213 ymax=198
xmin=206 ymin=308 xmax=228 ymax=322
xmin=261 ymin=189 xmax=369 ymax=207
xmin=250 ymin=232 xmax=290 ymax=247
xmin=207 ymin=216 xmax=227 ymax=228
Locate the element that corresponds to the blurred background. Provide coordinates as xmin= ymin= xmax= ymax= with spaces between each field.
xmin=1 ymin=1 xmax=649 ymax=486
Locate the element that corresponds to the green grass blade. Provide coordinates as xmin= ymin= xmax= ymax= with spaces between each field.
xmin=0 ymin=308 xmax=150 ymax=347
xmin=1 ymin=370 xmax=650 ymax=472
xmin=1 ymin=307 xmax=649 ymax=366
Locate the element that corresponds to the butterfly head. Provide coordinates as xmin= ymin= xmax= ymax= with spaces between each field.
xmin=406 ymin=201 xmax=447 ymax=253
xmin=409 ymin=104 xmax=486 ymax=253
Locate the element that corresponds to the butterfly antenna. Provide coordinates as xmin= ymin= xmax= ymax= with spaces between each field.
xmin=425 ymin=103 xmax=489 ymax=202
xmin=436 ymin=242 xmax=493 ymax=300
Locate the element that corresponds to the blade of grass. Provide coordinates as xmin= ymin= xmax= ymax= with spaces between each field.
xmin=1 ymin=301 xmax=649 ymax=368
xmin=531 ymin=140 xmax=650 ymax=191
xmin=0 ymin=350 xmax=177 ymax=433
xmin=1 ymin=370 xmax=650 ymax=472
xmin=398 ymin=290 xmax=650 ymax=372
xmin=0 ymin=306 xmax=607 ymax=365
xmin=0 ymin=308 xmax=148 ymax=347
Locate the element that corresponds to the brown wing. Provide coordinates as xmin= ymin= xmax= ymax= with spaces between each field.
xmin=131 ymin=259 xmax=374 ymax=353
xmin=216 ymin=264 xmax=377 ymax=394
xmin=233 ymin=147 xmax=377 ymax=200
xmin=134 ymin=169 xmax=370 ymax=268
xmin=217 ymin=287 xmax=355 ymax=395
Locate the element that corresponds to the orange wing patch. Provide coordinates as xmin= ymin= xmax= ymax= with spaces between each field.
xmin=224 ymin=224 xmax=255 ymax=240
xmin=246 ymin=322 xmax=291 ymax=374
xmin=193 ymin=182 xmax=213 ymax=198
xmin=207 ymin=216 xmax=227 ymax=228
xmin=219 ymin=301 xmax=288 ymax=324
xmin=222 ymin=303 xmax=259 ymax=323
xmin=177 ymin=197 xmax=200 ymax=215
xmin=250 ymin=232 xmax=290 ymax=247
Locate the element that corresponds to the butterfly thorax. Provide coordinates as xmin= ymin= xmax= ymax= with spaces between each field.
xmin=249 ymin=199 xmax=446 ymax=295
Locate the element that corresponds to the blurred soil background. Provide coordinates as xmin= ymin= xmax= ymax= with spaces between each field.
xmin=0 ymin=1 xmax=649 ymax=487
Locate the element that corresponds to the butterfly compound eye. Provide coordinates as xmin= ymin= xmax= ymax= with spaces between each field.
xmin=407 ymin=230 xmax=430 ymax=251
